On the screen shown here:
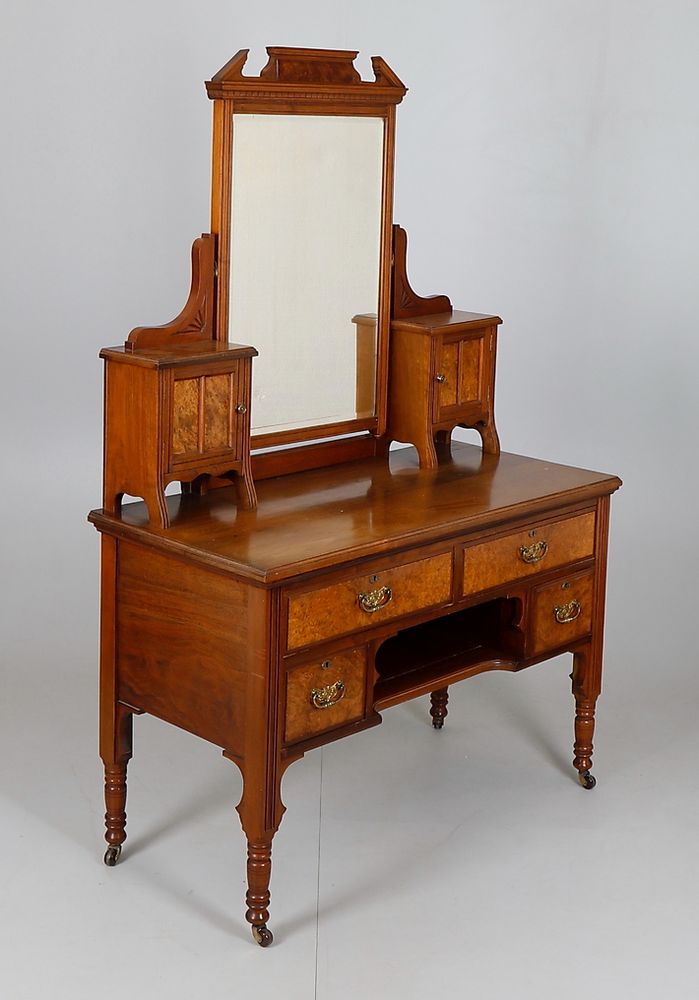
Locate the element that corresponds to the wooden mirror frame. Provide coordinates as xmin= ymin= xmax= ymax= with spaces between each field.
xmin=205 ymin=47 xmax=406 ymax=471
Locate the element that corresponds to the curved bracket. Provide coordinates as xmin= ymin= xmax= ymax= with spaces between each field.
xmin=125 ymin=233 xmax=216 ymax=350
xmin=391 ymin=225 xmax=452 ymax=320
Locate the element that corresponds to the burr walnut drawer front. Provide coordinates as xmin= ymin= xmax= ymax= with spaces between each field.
xmin=462 ymin=511 xmax=595 ymax=596
xmin=285 ymin=551 xmax=453 ymax=651
xmin=529 ymin=570 xmax=594 ymax=655
xmin=284 ymin=647 xmax=367 ymax=746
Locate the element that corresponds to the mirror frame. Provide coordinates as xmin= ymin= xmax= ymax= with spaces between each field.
xmin=205 ymin=47 xmax=406 ymax=456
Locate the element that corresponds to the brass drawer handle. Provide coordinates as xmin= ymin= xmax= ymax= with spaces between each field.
xmin=435 ymin=373 xmax=447 ymax=384
xmin=310 ymin=680 xmax=345 ymax=710
xmin=358 ymin=586 xmax=393 ymax=614
xmin=554 ymin=599 xmax=582 ymax=624
xmin=519 ymin=540 xmax=548 ymax=564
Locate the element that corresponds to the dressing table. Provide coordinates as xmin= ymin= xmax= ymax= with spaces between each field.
xmin=89 ymin=47 xmax=621 ymax=947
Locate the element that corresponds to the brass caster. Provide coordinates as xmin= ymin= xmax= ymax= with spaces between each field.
xmin=432 ymin=719 xmax=444 ymax=730
xmin=103 ymin=844 xmax=122 ymax=866
xmin=251 ymin=924 xmax=273 ymax=948
xmin=578 ymin=770 xmax=596 ymax=790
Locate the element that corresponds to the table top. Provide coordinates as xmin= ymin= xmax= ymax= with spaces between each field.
xmin=88 ymin=443 xmax=621 ymax=584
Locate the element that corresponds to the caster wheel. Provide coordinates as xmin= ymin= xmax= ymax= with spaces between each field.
xmin=103 ymin=844 xmax=122 ymax=866
xmin=252 ymin=924 xmax=273 ymax=948
xmin=578 ymin=770 xmax=596 ymax=790
xmin=432 ymin=719 xmax=444 ymax=730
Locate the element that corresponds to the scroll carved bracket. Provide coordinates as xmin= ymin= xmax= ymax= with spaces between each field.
xmin=125 ymin=233 xmax=216 ymax=351
xmin=391 ymin=225 xmax=452 ymax=320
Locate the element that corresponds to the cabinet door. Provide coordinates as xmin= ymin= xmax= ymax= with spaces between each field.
xmin=170 ymin=364 xmax=243 ymax=468
xmin=434 ymin=333 xmax=485 ymax=421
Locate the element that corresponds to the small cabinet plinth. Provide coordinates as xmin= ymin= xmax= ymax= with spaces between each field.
xmin=101 ymin=341 xmax=257 ymax=528
xmin=387 ymin=310 xmax=502 ymax=468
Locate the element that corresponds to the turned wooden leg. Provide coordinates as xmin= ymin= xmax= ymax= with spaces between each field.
xmin=571 ymin=644 xmax=601 ymax=789
xmin=103 ymin=762 xmax=128 ymax=865
xmin=245 ymin=840 xmax=274 ymax=946
xmin=229 ymin=748 xmax=289 ymax=947
xmin=430 ymin=687 xmax=449 ymax=729
xmin=101 ymin=704 xmax=133 ymax=865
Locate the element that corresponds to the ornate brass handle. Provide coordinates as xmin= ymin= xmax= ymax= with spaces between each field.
xmin=310 ymin=680 xmax=345 ymax=710
xmin=554 ymin=599 xmax=582 ymax=624
xmin=519 ymin=540 xmax=548 ymax=564
xmin=357 ymin=586 xmax=393 ymax=614
xmin=435 ymin=373 xmax=447 ymax=384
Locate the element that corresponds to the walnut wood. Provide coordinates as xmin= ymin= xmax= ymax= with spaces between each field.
xmin=90 ymin=444 xmax=621 ymax=584
xmin=126 ymin=234 xmax=216 ymax=349
xmin=463 ymin=511 xmax=596 ymax=595
xmin=101 ymin=345 xmax=257 ymax=527
xmin=284 ymin=647 xmax=367 ymax=745
xmin=571 ymin=494 xmax=612 ymax=779
xmin=285 ymin=550 xmax=453 ymax=651
xmin=353 ymin=313 xmax=378 ymax=416
xmin=391 ymin=225 xmax=452 ymax=319
xmin=116 ymin=540 xmax=249 ymax=752
xmin=90 ymin=46 xmax=623 ymax=945
xmin=429 ymin=688 xmax=449 ymax=729
xmin=529 ymin=569 xmax=594 ymax=656
xmin=386 ymin=309 xmax=502 ymax=467
xmin=206 ymin=48 xmax=403 ymax=462
xmin=91 ymin=444 xmax=620 ymax=940
xmin=206 ymin=47 xmax=407 ymax=105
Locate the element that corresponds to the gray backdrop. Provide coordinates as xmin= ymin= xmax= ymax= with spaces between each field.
xmin=1 ymin=2 xmax=697 ymax=998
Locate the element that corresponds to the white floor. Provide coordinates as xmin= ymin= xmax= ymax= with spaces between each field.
xmin=2 ymin=574 xmax=698 ymax=1000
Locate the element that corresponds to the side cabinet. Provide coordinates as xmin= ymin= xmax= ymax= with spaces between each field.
xmin=101 ymin=343 xmax=257 ymax=528
xmin=387 ymin=310 xmax=502 ymax=467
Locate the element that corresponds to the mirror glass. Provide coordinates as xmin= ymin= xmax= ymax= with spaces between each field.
xmin=229 ymin=114 xmax=384 ymax=438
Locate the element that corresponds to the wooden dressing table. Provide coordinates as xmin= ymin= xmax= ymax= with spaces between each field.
xmin=89 ymin=47 xmax=621 ymax=947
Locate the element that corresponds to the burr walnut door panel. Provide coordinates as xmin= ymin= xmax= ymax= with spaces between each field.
xmin=434 ymin=334 xmax=484 ymax=421
xmin=170 ymin=365 xmax=243 ymax=469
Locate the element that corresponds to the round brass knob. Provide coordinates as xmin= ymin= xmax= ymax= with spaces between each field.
xmin=435 ymin=373 xmax=447 ymax=383
xmin=235 ymin=403 xmax=247 ymax=414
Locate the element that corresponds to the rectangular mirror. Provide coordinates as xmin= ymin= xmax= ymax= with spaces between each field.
xmin=229 ymin=114 xmax=385 ymax=440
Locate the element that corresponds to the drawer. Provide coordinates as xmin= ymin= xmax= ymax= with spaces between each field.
xmin=284 ymin=647 xmax=367 ymax=745
xmin=462 ymin=511 xmax=595 ymax=596
xmin=286 ymin=550 xmax=453 ymax=651
xmin=529 ymin=570 xmax=594 ymax=655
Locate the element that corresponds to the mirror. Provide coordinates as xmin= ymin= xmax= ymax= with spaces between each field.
xmin=228 ymin=113 xmax=385 ymax=440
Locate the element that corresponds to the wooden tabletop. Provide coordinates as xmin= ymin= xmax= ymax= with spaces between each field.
xmin=88 ymin=443 xmax=622 ymax=584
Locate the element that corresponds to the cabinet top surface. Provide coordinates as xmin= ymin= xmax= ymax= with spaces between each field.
xmin=100 ymin=341 xmax=257 ymax=369
xmin=391 ymin=310 xmax=503 ymax=334
xmin=89 ymin=443 xmax=621 ymax=584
